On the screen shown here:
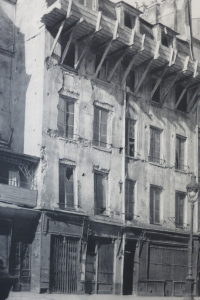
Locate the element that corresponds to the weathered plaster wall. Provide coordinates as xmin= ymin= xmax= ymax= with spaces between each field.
xmin=0 ymin=0 xmax=15 ymax=140
xmin=126 ymin=65 xmax=198 ymax=232
xmin=42 ymin=33 xmax=125 ymax=220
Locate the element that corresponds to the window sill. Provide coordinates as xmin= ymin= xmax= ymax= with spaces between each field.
xmin=125 ymin=155 xmax=140 ymax=161
xmin=149 ymin=161 xmax=166 ymax=168
xmin=174 ymin=168 xmax=188 ymax=174
xmin=59 ymin=136 xmax=78 ymax=144
xmin=60 ymin=64 xmax=78 ymax=75
xmin=92 ymin=145 xmax=112 ymax=153
xmin=150 ymin=222 xmax=162 ymax=226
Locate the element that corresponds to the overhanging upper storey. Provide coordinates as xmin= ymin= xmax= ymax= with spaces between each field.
xmin=0 ymin=149 xmax=39 ymax=208
xmin=41 ymin=0 xmax=200 ymax=104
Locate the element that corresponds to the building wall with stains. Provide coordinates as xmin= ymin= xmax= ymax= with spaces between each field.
xmin=0 ymin=0 xmax=15 ymax=141
xmin=41 ymin=27 xmax=125 ymax=219
xmin=126 ymin=66 xmax=198 ymax=232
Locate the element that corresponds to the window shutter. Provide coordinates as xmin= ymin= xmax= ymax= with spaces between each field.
xmin=175 ymin=193 xmax=179 ymax=227
xmin=93 ymin=107 xmax=100 ymax=146
xmin=100 ymin=110 xmax=107 ymax=148
xmin=175 ymin=137 xmax=180 ymax=168
xmin=94 ymin=173 xmax=104 ymax=215
xmin=154 ymin=189 xmax=160 ymax=223
xmin=150 ymin=128 xmax=154 ymax=160
xmin=179 ymin=139 xmax=185 ymax=168
xmin=65 ymin=167 xmax=74 ymax=208
xmin=59 ymin=164 xmax=65 ymax=209
xmin=58 ymin=97 xmax=65 ymax=137
xmin=102 ymin=175 xmax=108 ymax=214
xmin=66 ymin=101 xmax=74 ymax=139
xmin=154 ymin=130 xmax=160 ymax=163
xmin=150 ymin=187 xmax=154 ymax=224
xmin=94 ymin=173 xmax=98 ymax=214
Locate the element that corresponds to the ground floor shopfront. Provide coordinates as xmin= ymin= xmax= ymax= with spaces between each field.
xmin=3 ymin=210 xmax=200 ymax=297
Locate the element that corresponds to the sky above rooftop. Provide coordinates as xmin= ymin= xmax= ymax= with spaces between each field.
xmin=110 ymin=0 xmax=200 ymax=18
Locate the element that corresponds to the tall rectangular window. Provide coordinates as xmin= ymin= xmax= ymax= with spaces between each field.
xmin=175 ymin=192 xmax=185 ymax=228
xmin=125 ymin=119 xmax=135 ymax=157
xmin=58 ymin=97 xmax=74 ymax=138
xmin=94 ymin=172 xmax=108 ymax=215
xmin=149 ymin=127 xmax=161 ymax=163
xmin=59 ymin=164 xmax=75 ymax=209
xmin=150 ymin=186 xmax=161 ymax=224
xmin=125 ymin=180 xmax=135 ymax=221
xmin=93 ymin=106 xmax=108 ymax=148
xmin=175 ymin=135 xmax=186 ymax=170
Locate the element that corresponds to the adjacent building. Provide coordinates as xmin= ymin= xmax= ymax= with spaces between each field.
xmin=1 ymin=0 xmax=200 ymax=297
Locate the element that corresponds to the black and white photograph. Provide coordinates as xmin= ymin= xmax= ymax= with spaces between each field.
xmin=0 ymin=0 xmax=200 ymax=299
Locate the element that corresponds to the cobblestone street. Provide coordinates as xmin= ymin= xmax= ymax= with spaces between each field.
xmin=7 ymin=292 xmax=200 ymax=300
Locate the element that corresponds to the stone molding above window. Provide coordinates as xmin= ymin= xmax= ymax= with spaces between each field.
xmin=93 ymin=165 xmax=110 ymax=174
xmin=59 ymin=158 xmax=76 ymax=166
xmin=59 ymin=88 xmax=80 ymax=101
xmin=93 ymin=100 xmax=114 ymax=113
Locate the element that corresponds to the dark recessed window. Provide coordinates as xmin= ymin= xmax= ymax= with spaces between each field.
xmin=175 ymin=192 xmax=185 ymax=228
xmin=124 ymin=12 xmax=135 ymax=29
xmin=61 ymin=33 xmax=75 ymax=68
xmin=126 ymin=70 xmax=135 ymax=93
xmin=125 ymin=179 xmax=135 ymax=221
xmin=175 ymin=84 xmax=187 ymax=113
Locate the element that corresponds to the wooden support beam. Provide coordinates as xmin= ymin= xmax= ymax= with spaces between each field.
xmin=121 ymin=51 xmax=140 ymax=85
xmin=75 ymin=31 xmax=95 ymax=70
xmin=60 ymin=18 xmax=84 ymax=65
xmin=74 ymin=12 xmax=102 ymax=70
xmin=134 ymin=58 xmax=154 ymax=93
xmin=187 ymin=86 xmax=200 ymax=113
xmin=194 ymin=60 xmax=199 ymax=78
xmin=94 ymin=20 xmax=118 ymax=78
xmin=175 ymin=80 xmax=192 ymax=109
xmin=107 ymin=48 xmax=127 ymax=82
xmin=151 ymin=66 xmax=168 ymax=99
xmin=94 ymin=38 xmax=113 ymax=77
xmin=49 ymin=20 xmax=66 ymax=57
xmin=161 ymin=71 xmax=182 ymax=105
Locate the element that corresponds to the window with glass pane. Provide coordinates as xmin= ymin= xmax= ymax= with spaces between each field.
xmin=126 ymin=119 xmax=135 ymax=157
xmin=149 ymin=127 xmax=161 ymax=163
xmin=150 ymin=186 xmax=161 ymax=224
xmin=59 ymin=164 xmax=74 ymax=209
xmin=93 ymin=106 xmax=108 ymax=148
xmin=94 ymin=172 xmax=108 ymax=215
xmin=175 ymin=135 xmax=186 ymax=170
xmin=175 ymin=192 xmax=185 ymax=228
xmin=125 ymin=180 xmax=135 ymax=221
xmin=58 ymin=97 xmax=74 ymax=138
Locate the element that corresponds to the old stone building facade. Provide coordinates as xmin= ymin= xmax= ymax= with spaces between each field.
xmin=1 ymin=0 xmax=200 ymax=297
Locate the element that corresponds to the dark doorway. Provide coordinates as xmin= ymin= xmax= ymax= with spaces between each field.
xmin=123 ymin=240 xmax=136 ymax=295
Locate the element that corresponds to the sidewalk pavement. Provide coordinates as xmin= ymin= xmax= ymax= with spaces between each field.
xmin=7 ymin=292 xmax=200 ymax=300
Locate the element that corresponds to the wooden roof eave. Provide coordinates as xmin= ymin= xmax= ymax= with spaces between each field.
xmin=41 ymin=0 xmax=200 ymax=86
